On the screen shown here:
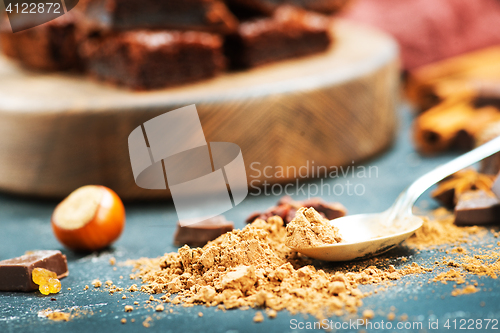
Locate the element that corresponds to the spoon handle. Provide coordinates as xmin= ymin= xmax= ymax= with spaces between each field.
xmin=396 ymin=135 xmax=500 ymax=216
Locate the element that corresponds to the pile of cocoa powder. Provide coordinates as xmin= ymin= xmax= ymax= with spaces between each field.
xmin=127 ymin=211 xmax=459 ymax=320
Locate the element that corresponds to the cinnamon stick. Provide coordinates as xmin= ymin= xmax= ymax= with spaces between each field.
xmin=413 ymin=98 xmax=500 ymax=154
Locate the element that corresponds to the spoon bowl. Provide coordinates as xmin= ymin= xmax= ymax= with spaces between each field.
xmin=290 ymin=135 xmax=500 ymax=261
xmin=296 ymin=214 xmax=423 ymax=262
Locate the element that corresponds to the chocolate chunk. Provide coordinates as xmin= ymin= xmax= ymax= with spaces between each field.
xmin=0 ymin=250 xmax=68 ymax=292
xmin=246 ymin=195 xmax=346 ymax=224
xmin=173 ymin=216 xmax=234 ymax=247
xmin=454 ymin=190 xmax=500 ymax=225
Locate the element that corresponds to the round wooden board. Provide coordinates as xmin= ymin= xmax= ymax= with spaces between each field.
xmin=0 ymin=20 xmax=399 ymax=199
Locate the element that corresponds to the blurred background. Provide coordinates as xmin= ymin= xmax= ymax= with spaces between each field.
xmin=0 ymin=0 xmax=500 ymax=201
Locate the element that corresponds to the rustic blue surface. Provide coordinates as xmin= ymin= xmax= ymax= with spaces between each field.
xmin=0 ymin=104 xmax=499 ymax=333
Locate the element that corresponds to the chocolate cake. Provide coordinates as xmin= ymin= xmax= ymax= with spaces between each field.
xmin=225 ymin=6 xmax=332 ymax=68
xmin=226 ymin=0 xmax=350 ymax=15
xmin=0 ymin=13 xmax=80 ymax=71
xmin=0 ymin=1 xmax=337 ymax=89
xmin=81 ymin=30 xmax=225 ymax=90
xmin=76 ymin=0 xmax=239 ymax=36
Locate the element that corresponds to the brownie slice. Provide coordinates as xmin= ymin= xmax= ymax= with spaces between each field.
xmin=80 ymin=30 xmax=225 ymax=90
xmin=225 ymin=6 xmax=332 ymax=68
xmin=226 ymin=0 xmax=350 ymax=15
xmin=76 ymin=0 xmax=238 ymax=36
xmin=0 ymin=13 xmax=80 ymax=71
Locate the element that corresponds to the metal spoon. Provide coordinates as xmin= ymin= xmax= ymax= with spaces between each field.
xmin=291 ymin=136 xmax=500 ymax=261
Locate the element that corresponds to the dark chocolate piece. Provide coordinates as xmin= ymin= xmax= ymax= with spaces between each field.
xmin=173 ymin=216 xmax=234 ymax=247
xmin=0 ymin=13 xmax=81 ymax=71
xmin=0 ymin=250 xmax=68 ymax=292
xmin=75 ymin=0 xmax=238 ymax=36
xmin=246 ymin=195 xmax=346 ymax=224
xmin=227 ymin=0 xmax=350 ymax=15
xmin=225 ymin=6 xmax=332 ymax=69
xmin=454 ymin=190 xmax=500 ymax=225
xmin=80 ymin=30 xmax=225 ymax=90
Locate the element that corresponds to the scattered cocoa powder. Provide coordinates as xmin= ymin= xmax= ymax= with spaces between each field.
xmin=451 ymin=285 xmax=479 ymax=296
xmin=406 ymin=208 xmax=483 ymax=249
xmin=285 ymin=207 xmax=343 ymax=249
xmin=143 ymin=316 xmax=152 ymax=328
xmin=39 ymin=307 xmax=93 ymax=322
xmin=46 ymin=312 xmax=70 ymax=322
xmin=123 ymin=205 xmax=500 ymax=321
xmin=362 ymin=309 xmax=375 ymax=319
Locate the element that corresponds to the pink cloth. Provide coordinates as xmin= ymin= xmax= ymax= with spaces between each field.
xmin=341 ymin=0 xmax=500 ymax=70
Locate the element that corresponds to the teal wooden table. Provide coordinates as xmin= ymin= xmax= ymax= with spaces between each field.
xmin=1 ymin=104 xmax=499 ymax=333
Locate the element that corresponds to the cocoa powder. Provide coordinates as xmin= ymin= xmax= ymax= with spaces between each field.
xmin=124 ymin=206 xmax=500 ymax=321
xmin=285 ymin=207 xmax=343 ymax=249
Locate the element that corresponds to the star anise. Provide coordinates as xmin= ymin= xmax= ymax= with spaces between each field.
xmin=432 ymin=169 xmax=495 ymax=208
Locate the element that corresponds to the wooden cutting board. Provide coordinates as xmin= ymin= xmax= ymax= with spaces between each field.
xmin=0 ymin=20 xmax=399 ymax=199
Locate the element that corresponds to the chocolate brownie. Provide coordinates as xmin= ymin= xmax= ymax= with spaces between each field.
xmin=0 ymin=13 xmax=80 ymax=71
xmin=226 ymin=0 xmax=350 ymax=15
xmin=76 ymin=0 xmax=238 ymax=36
xmin=225 ymin=6 xmax=332 ymax=68
xmin=80 ymin=30 xmax=225 ymax=90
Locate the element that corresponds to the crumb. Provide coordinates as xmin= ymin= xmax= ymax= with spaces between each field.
xmin=155 ymin=305 xmax=164 ymax=312
xmin=198 ymin=312 xmax=203 ymax=317
xmin=267 ymin=309 xmax=277 ymax=319
xmin=46 ymin=312 xmax=70 ymax=322
xmin=121 ymin=318 xmax=126 ymax=324
xmin=387 ymin=312 xmax=395 ymax=321
xmin=134 ymin=301 xmax=139 ymax=305
xmin=253 ymin=311 xmax=264 ymax=323
xmin=67 ymin=288 xmax=71 ymax=291
xmin=451 ymin=285 xmax=479 ymax=296
xmin=105 ymin=280 xmax=113 ymax=286
xmin=92 ymin=279 xmax=102 ymax=288
xmin=363 ymin=309 xmax=374 ymax=319
xmin=143 ymin=316 xmax=152 ymax=328
xmin=400 ymin=314 xmax=408 ymax=321
xmin=109 ymin=257 xmax=116 ymax=266
xmin=131 ymin=319 xmax=135 ymax=323
xmin=124 ymin=305 xmax=134 ymax=312
xmin=84 ymin=285 xmax=89 ymax=291
xmin=122 ymin=295 xmax=127 ymax=299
